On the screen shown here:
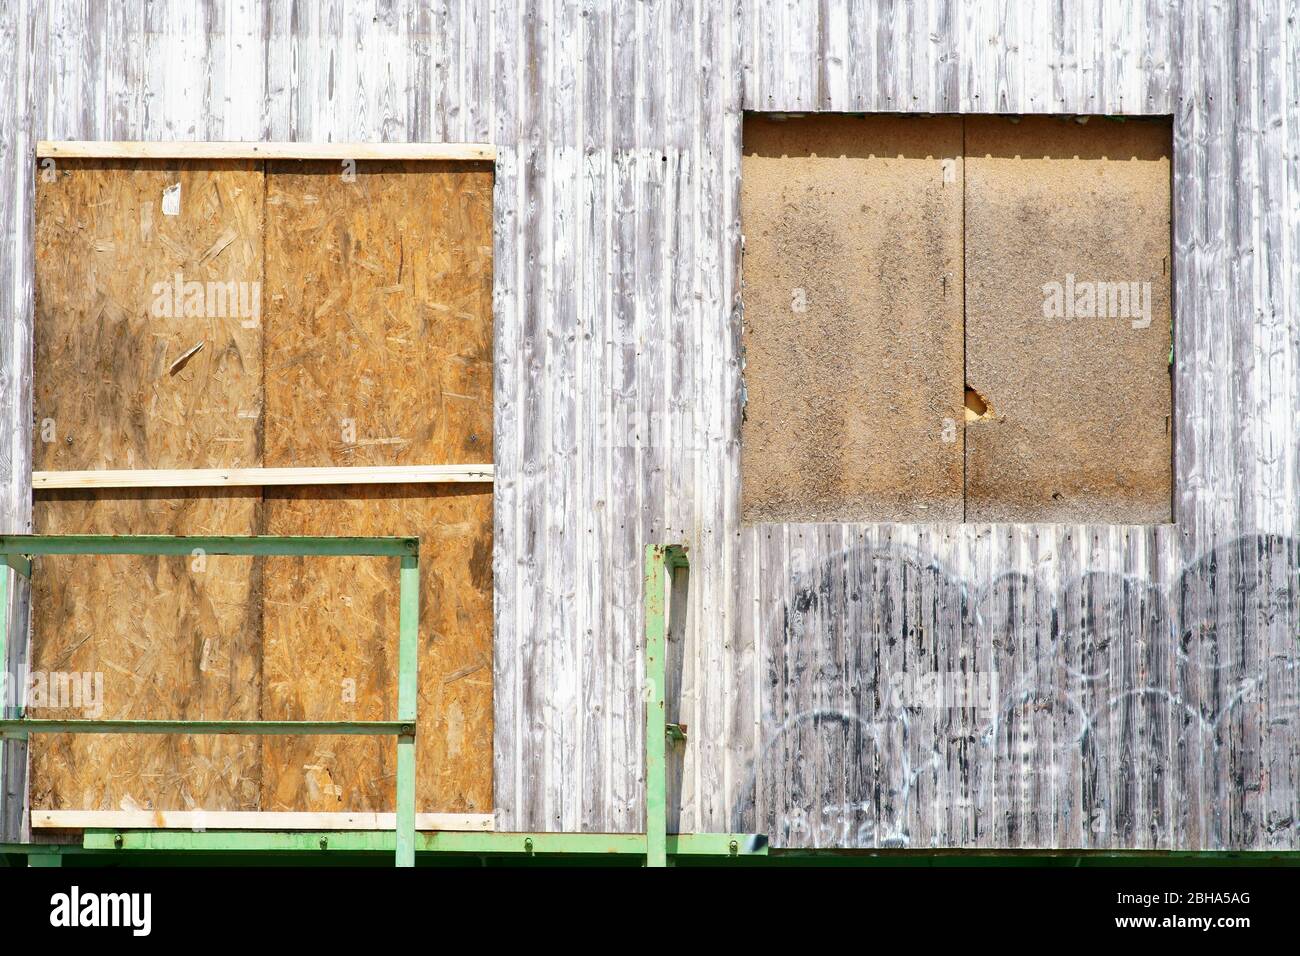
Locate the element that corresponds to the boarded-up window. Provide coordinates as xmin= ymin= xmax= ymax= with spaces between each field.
xmin=741 ymin=114 xmax=1172 ymax=523
xmin=32 ymin=158 xmax=494 ymax=814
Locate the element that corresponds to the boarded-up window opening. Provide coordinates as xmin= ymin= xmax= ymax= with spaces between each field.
xmin=740 ymin=113 xmax=1173 ymax=524
xmin=31 ymin=156 xmax=494 ymax=815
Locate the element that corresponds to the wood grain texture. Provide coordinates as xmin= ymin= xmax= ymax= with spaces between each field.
xmin=30 ymin=157 xmax=266 ymax=815
xmin=38 ymin=141 xmax=496 ymax=160
xmin=28 ymin=150 xmax=494 ymax=817
xmin=264 ymin=160 xmax=494 ymax=468
xmin=260 ymin=159 xmax=493 ymax=814
xmin=3 ymin=0 xmax=1297 ymax=852
xmin=34 ymin=159 xmax=264 ymax=473
xmin=32 ymin=809 xmax=494 ymax=830
xmin=34 ymin=464 xmax=495 ymax=489
xmin=29 ymin=488 xmax=264 ymax=814
xmin=0 ymin=0 xmax=43 ymax=842
xmin=260 ymin=485 xmax=492 ymax=814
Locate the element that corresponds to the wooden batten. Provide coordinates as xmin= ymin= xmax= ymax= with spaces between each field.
xmin=34 ymin=465 xmax=495 ymax=490
xmin=37 ymin=140 xmax=496 ymax=162
xmin=32 ymin=810 xmax=494 ymax=832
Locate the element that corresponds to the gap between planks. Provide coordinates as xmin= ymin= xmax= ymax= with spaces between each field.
xmin=32 ymin=810 xmax=494 ymax=832
xmin=33 ymin=465 xmax=494 ymax=490
xmin=36 ymin=141 xmax=496 ymax=161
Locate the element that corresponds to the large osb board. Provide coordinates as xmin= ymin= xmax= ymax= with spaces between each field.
xmin=740 ymin=115 xmax=965 ymax=522
xmin=260 ymin=162 xmax=494 ymax=812
xmin=964 ymin=116 xmax=1172 ymax=522
xmin=33 ymin=160 xmax=263 ymax=472
xmin=31 ymin=160 xmax=264 ymax=812
xmin=29 ymin=491 xmax=263 ymax=812
xmin=30 ymin=157 xmax=494 ymax=815
xmin=260 ymin=486 xmax=492 ymax=814
xmin=263 ymin=160 xmax=494 ymax=467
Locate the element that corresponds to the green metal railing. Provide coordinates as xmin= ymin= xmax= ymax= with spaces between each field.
xmin=0 ymin=534 xmax=421 ymax=867
xmin=0 ymin=538 xmax=767 ymax=866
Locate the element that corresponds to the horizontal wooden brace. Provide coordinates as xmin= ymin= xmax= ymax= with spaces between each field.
xmin=37 ymin=140 xmax=496 ymax=161
xmin=34 ymin=810 xmax=492 ymax=832
xmin=34 ymin=464 xmax=494 ymax=490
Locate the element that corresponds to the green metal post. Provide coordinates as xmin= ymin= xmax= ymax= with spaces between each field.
xmin=395 ymin=554 xmax=419 ymax=868
xmin=0 ymin=557 xmax=8 ymax=813
xmin=643 ymin=545 xmax=668 ymax=867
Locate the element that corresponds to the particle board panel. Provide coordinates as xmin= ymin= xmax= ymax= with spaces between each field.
xmin=740 ymin=114 xmax=965 ymax=522
xmin=263 ymin=160 xmax=494 ymax=468
xmin=33 ymin=159 xmax=264 ymax=472
xmin=29 ymin=157 xmax=265 ymax=814
xmin=260 ymin=159 xmax=494 ymax=815
xmin=259 ymin=484 xmax=493 ymax=815
xmin=963 ymin=116 xmax=1173 ymax=523
xmin=28 ymin=489 xmax=263 ymax=813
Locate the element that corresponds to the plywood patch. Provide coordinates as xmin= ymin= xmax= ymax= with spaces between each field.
xmin=263 ymin=160 xmax=494 ymax=467
xmin=34 ymin=159 xmax=263 ymax=472
xmin=964 ymin=116 xmax=1172 ymax=522
xmin=259 ymin=485 xmax=493 ymax=814
xmin=31 ymin=158 xmax=265 ymax=812
xmin=31 ymin=157 xmax=494 ymax=815
xmin=740 ymin=115 xmax=965 ymax=522
xmin=29 ymin=489 xmax=263 ymax=812
xmin=260 ymin=160 xmax=494 ymax=813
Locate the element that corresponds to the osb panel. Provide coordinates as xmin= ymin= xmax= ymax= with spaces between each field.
xmin=263 ymin=160 xmax=494 ymax=467
xmin=30 ymin=159 xmax=264 ymax=811
xmin=964 ymin=116 xmax=1173 ymax=522
xmin=34 ymin=159 xmax=263 ymax=471
xmin=260 ymin=161 xmax=494 ymax=813
xmin=740 ymin=115 xmax=965 ymax=522
xmin=29 ymin=490 xmax=263 ymax=812
xmin=259 ymin=485 xmax=493 ymax=814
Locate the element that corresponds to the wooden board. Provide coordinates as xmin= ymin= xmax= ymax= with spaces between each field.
xmin=31 ymin=157 xmax=494 ymax=816
xmin=29 ymin=490 xmax=264 ymax=812
xmin=34 ymin=464 xmax=494 ymax=489
xmin=259 ymin=485 xmax=493 ymax=814
xmin=31 ymin=158 xmax=265 ymax=813
xmin=964 ymin=116 xmax=1173 ymax=522
xmin=260 ymin=160 xmax=494 ymax=814
xmin=740 ymin=115 xmax=965 ymax=522
xmin=263 ymin=160 xmax=494 ymax=468
xmin=38 ymin=141 xmax=497 ymax=161
xmin=32 ymin=809 xmax=494 ymax=831
xmin=33 ymin=159 xmax=263 ymax=473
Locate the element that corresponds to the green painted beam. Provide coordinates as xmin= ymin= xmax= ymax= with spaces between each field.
xmin=78 ymin=829 xmax=766 ymax=857
xmin=0 ymin=719 xmax=408 ymax=737
xmin=0 ymin=534 xmax=418 ymax=558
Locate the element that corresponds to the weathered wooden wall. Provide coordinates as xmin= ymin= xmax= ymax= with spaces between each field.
xmin=1 ymin=1 xmax=1297 ymax=849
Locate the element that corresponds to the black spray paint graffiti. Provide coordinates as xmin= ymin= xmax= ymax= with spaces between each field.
xmin=732 ymin=534 xmax=1300 ymax=850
